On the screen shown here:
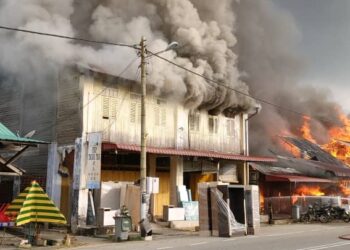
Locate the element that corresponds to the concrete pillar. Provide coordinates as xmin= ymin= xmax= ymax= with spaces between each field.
xmin=148 ymin=154 xmax=157 ymax=177
xmin=148 ymin=154 xmax=157 ymax=218
xmin=240 ymin=113 xmax=249 ymax=185
xmin=71 ymin=138 xmax=89 ymax=233
xmin=170 ymin=156 xmax=183 ymax=206
xmin=46 ymin=142 xmax=62 ymax=207
xmin=13 ymin=176 xmax=21 ymax=198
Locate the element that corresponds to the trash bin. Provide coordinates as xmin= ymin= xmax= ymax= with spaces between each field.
xmin=292 ymin=205 xmax=300 ymax=221
xmin=115 ymin=216 xmax=132 ymax=241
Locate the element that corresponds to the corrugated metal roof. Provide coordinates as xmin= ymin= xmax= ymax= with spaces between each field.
xmin=250 ymin=162 xmax=302 ymax=175
xmin=251 ymin=163 xmax=333 ymax=183
xmin=102 ymin=143 xmax=277 ymax=162
xmin=252 ymin=156 xmax=350 ymax=179
xmin=265 ymin=175 xmax=333 ymax=183
xmin=282 ymin=136 xmax=346 ymax=168
xmin=0 ymin=123 xmax=48 ymax=145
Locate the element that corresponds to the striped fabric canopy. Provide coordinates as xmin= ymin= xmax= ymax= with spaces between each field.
xmin=5 ymin=187 xmax=30 ymax=218
xmin=9 ymin=181 xmax=67 ymax=226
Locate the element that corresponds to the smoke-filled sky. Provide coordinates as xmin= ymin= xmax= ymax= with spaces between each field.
xmin=273 ymin=0 xmax=350 ymax=113
xmin=0 ymin=0 xmax=348 ymax=154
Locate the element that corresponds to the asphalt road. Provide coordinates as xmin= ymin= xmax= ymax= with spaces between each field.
xmin=75 ymin=223 xmax=350 ymax=250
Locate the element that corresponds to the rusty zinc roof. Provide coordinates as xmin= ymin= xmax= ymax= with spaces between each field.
xmin=102 ymin=143 xmax=277 ymax=162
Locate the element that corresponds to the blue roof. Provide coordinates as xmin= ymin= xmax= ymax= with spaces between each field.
xmin=0 ymin=123 xmax=48 ymax=145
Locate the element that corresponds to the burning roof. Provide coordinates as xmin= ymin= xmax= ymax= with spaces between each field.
xmin=253 ymin=155 xmax=350 ymax=180
xmin=267 ymin=134 xmax=350 ymax=180
xmin=281 ymin=136 xmax=346 ymax=168
xmin=250 ymin=162 xmax=302 ymax=176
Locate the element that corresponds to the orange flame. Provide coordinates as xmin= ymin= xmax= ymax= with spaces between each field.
xmin=294 ymin=185 xmax=325 ymax=196
xmin=279 ymin=139 xmax=301 ymax=157
xmin=291 ymin=195 xmax=298 ymax=204
xmin=260 ymin=191 xmax=265 ymax=213
xmin=322 ymin=111 xmax=350 ymax=165
xmin=300 ymin=116 xmax=316 ymax=143
xmin=338 ymin=181 xmax=350 ymax=197
xmin=293 ymin=110 xmax=350 ymax=166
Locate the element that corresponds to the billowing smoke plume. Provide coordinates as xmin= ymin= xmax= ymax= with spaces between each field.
xmin=234 ymin=0 xmax=343 ymax=154
xmin=0 ymin=0 xmax=255 ymax=118
xmin=0 ymin=0 xmax=344 ymax=153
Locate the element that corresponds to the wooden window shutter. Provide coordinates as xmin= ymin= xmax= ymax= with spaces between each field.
xmin=226 ymin=119 xmax=234 ymax=136
xmin=154 ymin=106 xmax=160 ymax=126
xmin=102 ymin=96 xmax=109 ymax=119
xmin=110 ymin=97 xmax=117 ymax=119
xmin=130 ymin=102 xmax=136 ymax=123
xmin=161 ymin=108 xmax=166 ymax=127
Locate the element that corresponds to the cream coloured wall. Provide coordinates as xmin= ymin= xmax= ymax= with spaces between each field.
xmin=81 ymin=76 xmax=244 ymax=154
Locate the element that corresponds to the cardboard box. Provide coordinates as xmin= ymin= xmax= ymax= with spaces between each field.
xmin=97 ymin=208 xmax=117 ymax=227
xmin=163 ymin=205 xmax=185 ymax=221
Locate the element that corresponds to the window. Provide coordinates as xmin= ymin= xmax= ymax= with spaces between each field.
xmin=110 ymin=97 xmax=117 ymax=119
xmin=189 ymin=112 xmax=200 ymax=131
xmin=130 ymin=93 xmax=141 ymax=123
xmin=208 ymin=116 xmax=218 ymax=134
xmin=101 ymin=88 xmax=118 ymax=120
xmin=226 ymin=118 xmax=235 ymax=136
xmin=102 ymin=96 xmax=109 ymax=119
xmin=155 ymin=98 xmax=167 ymax=127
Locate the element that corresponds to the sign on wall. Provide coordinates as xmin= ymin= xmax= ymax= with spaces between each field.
xmin=86 ymin=132 xmax=102 ymax=189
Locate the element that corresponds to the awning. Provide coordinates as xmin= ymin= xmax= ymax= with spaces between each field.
xmin=102 ymin=143 xmax=277 ymax=163
xmin=0 ymin=156 xmax=24 ymax=176
xmin=265 ymin=175 xmax=333 ymax=183
xmin=0 ymin=123 xmax=48 ymax=145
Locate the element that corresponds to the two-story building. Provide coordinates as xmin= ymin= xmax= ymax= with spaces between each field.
xmin=43 ymin=65 xmax=275 ymax=230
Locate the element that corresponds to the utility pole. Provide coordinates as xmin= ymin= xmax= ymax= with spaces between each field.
xmin=140 ymin=37 xmax=147 ymax=223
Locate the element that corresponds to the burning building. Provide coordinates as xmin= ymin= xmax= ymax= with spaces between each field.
xmin=46 ymin=65 xmax=275 ymax=232
xmin=0 ymin=0 xmax=350 ymax=229
xmin=251 ymin=113 xmax=350 ymax=219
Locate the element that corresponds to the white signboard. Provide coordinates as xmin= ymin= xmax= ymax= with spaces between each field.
xmin=86 ymin=132 xmax=102 ymax=189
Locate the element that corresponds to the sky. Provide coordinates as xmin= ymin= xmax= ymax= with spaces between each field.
xmin=273 ymin=0 xmax=350 ymax=112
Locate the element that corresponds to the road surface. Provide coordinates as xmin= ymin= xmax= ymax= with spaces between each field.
xmin=74 ymin=223 xmax=350 ymax=250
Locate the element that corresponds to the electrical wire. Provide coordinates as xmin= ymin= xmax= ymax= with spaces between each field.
xmin=0 ymin=24 xmax=338 ymax=125
xmin=0 ymin=25 xmax=138 ymax=49
xmin=81 ymin=57 xmax=139 ymax=110
xmin=35 ymin=56 xmax=140 ymax=137
xmin=102 ymin=66 xmax=141 ymax=136
xmin=150 ymin=52 xmax=336 ymax=124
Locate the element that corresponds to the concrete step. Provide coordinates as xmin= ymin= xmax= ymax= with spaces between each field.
xmin=170 ymin=220 xmax=199 ymax=230
xmin=272 ymin=219 xmax=293 ymax=225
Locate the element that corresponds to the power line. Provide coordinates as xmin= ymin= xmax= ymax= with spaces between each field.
xmin=0 ymin=24 xmax=336 ymax=124
xmin=150 ymin=52 xmax=335 ymax=124
xmin=0 ymin=25 xmax=138 ymax=49
xmin=80 ymin=57 xmax=139 ymax=110
xmin=35 ymin=56 xmax=139 ymax=137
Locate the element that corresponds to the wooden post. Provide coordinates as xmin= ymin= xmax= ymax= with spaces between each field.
xmin=170 ymin=156 xmax=183 ymax=206
xmin=140 ymin=36 xmax=148 ymax=222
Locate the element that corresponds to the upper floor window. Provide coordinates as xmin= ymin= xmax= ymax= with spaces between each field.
xmin=101 ymin=88 xmax=118 ymax=120
xmin=154 ymin=98 xmax=167 ymax=127
xmin=189 ymin=111 xmax=200 ymax=132
xmin=208 ymin=116 xmax=218 ymax=134
xmin=226 ymin=118 xmax=235 ymax=136
xmin=130 ymin=93 xmax=141 ymax=123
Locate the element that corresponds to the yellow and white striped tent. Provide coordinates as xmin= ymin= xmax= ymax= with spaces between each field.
xmin=6 ymin=181 xmax=66 ymax=226
xmin=5 ymin=186 xmax=30 ymax=218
